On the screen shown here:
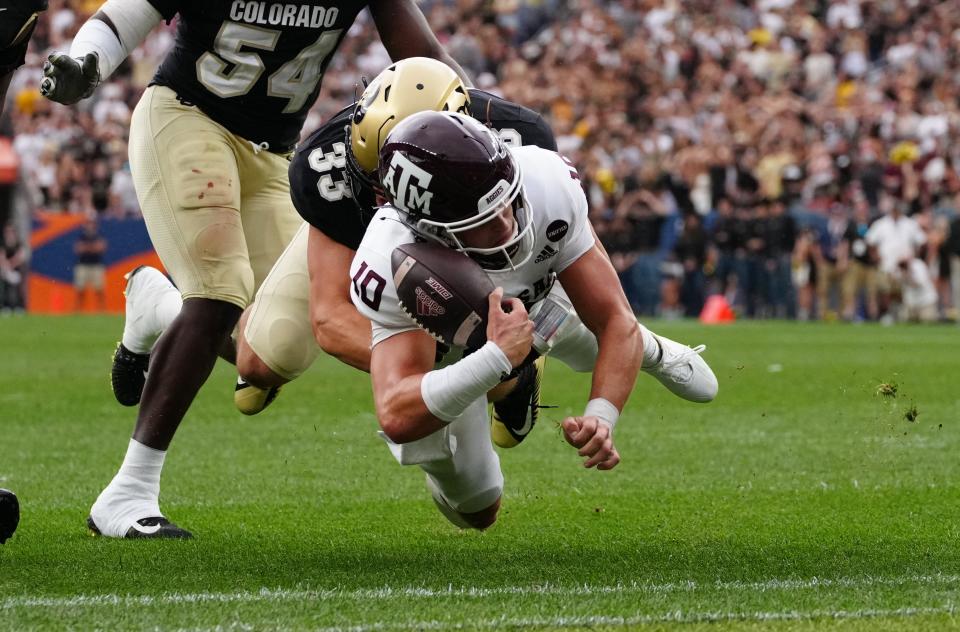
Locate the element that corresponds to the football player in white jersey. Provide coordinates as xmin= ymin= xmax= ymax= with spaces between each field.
xmin=350 ymin=111 xmax=718 ymax=529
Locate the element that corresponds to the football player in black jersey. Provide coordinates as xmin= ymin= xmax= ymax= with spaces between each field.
xmin=0 ymin=0 xmax=46 ymax=546
xmin=232 ymin=57 xmax=556 ymax=448
xmin=41 ymin=0 xmax=471 ymax=539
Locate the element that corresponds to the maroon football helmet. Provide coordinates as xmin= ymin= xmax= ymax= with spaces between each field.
xmin=378 ymin=111 xmax=534 ymax=269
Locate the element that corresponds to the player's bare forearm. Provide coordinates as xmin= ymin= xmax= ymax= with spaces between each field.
xmin=312 ymin=307 xmax=371 ymax=372
xmin=588 ymin=314 xmax=642 ymax=410
xmin=307 ymin=226 xmax=372 ymax=371
xmin=374 ymin=374 xmax=447 ymax=444
xmin=370 ymin=330 xmax=447 ymax=444
xmin=559 ymin=244 xmax=642 ymax=411
xmin=369 ymin=0 xmax=473 ymax=87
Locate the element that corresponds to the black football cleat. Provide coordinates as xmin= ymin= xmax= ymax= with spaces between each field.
xmin=112 ymin=265 xmax=166 ymax=407
xmin=87 ymin=515 xmax=193 ymax=539
xmin=491 ymin=355 xmax=547 ymax=448
xmin=111 ymin=342 xmax=150 ymax=406
xmin=0 ymin=489 xmax=19 ymax=544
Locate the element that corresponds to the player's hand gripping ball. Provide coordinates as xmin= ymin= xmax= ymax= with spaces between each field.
xmin=391 ymin=242 xmax=494 ymax=348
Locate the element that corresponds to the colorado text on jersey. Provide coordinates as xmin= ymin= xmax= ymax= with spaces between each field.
xmin=228 ymin=2 xmax=341 ymax=28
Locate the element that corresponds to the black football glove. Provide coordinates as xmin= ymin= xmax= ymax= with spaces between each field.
xmin=40 ymin=52 xmax=100 ymax=105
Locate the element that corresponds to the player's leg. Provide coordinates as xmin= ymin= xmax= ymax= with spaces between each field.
xmin=111 ymin=266 xmax=182 ymax=406
xmin=383 ymin=397 xmax=502 ymax=530
xmin=231 ymin=146 xmax=306 ymax=413
xmin=236 ymin=222 xmax=320 ymax=414
xmin=90 ymin=86 xmax=252 ymax=539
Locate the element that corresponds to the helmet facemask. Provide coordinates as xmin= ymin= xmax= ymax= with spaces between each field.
xmin=413 ymin=157 xmax=536 ymax=271
xmin=344 ymin=125 xmax=381 ymax=214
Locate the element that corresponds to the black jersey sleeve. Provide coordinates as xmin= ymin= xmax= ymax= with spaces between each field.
xmin=290 ymin=105 xmax=368 ymax=250
xmin=0 ymin=0 xmax=46 ymax=75
xmin=467 ymin=89 xmax=557 ymax=152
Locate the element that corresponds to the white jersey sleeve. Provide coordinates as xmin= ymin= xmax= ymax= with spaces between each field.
xmin=551 ymin=156 xmax=594 ymax=273
xmin=512 ymin=147 xmax=594 ymax=274
xmin=349 ymin=208 xmax=422 ymax=347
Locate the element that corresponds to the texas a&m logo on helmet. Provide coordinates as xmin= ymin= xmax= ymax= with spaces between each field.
xmin=382 ymin=152 xmax=434 ymax=215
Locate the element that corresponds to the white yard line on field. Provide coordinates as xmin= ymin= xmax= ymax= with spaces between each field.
xmin=3 ymin=573 xmax=960 ymax=611
xmin=309 ymin=606 xmax=958 ymax=632
xmin=172 ymin=605 xmax=960 ymax=632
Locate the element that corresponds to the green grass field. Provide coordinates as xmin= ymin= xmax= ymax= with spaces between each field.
xmin=1 ymin=316 xmax=959 ymax=630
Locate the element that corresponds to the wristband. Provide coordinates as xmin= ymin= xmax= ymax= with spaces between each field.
xmin=584 ymin=397 xmax=620 ymax=432
xmin=421 ymin=341 xmax=512 ymax=423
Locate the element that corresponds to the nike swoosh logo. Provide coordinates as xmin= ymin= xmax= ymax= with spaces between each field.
xmin=515 ymin=411 xmax=534 ymax=437
xmin=130 ymin=522 xmax=162 ymax=535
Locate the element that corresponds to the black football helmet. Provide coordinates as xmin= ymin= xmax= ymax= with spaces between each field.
xmin=378 ymin=111 xmax=534 ymax=270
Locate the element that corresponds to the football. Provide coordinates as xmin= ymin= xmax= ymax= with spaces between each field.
xmin=391 ymin=241 xmax=495 ymax=348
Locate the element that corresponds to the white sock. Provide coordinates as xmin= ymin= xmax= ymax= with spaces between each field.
xmin=89 ymin=439 xmax=166 ymax=537
xmin=639 ymin=324 xmax=662 ymax=368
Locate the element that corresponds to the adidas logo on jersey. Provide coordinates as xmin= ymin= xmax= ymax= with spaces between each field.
xmin=534 ymin=245 xmax=558 ymax=263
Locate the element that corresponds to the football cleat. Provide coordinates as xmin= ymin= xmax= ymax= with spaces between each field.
xmin=643 ymin=334 xmax=718 ymax=403
xmin=111 ymin=342 xmax=150 ymax=406
xmin=0 ymin=489 xmax=19 ymax=544
xmin=87 ymin=515 xmax=193 ymax=539
xmin=491 ymin=355 xmax=546 ymax=448
xmin=234 ymin=377 xmax=281 ymax=416
xmin=112 ymin=266 xmax=174 ymax=406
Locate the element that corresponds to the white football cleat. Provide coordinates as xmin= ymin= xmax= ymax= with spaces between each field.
xmin=120 ymin=266 xmax=178 ymax=355
xmin=643 ymin=334 xmax=718 ymax=403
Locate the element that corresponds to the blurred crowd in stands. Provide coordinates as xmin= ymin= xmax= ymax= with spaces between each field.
xmin=2 ymin=0 xmax=960 ymax=322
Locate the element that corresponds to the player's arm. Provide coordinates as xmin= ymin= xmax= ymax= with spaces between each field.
xmin=556 ymin=244 xmax=642 ymax=470
xmin=40 ymin=0 xmax=163 ymax=105
xmin=307 ymin=226 xmax=374 ymax=372
xmin=372 ymin=289 xmax=531 ymax=444
xmin=368 ymin=0 xmax=473 ymax=87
